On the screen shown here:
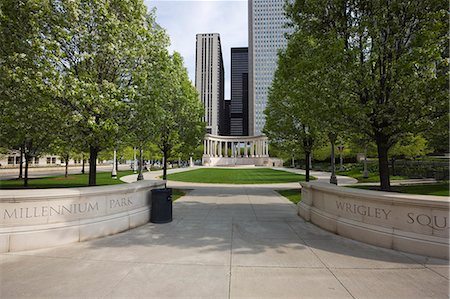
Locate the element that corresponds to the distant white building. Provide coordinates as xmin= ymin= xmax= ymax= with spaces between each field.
xmin=195 ymin=33 xmax=225 ymax=135
xmin=0 ymin=150 xmax=85 ymax=168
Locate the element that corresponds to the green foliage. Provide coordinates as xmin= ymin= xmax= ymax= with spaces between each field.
xmin=279 ymin=0 xmax=447 ymax=190
xmin=0 ymin=0 xmax=203 ymax=186
xmin=390 ymin=134 xmax=432 ymax=160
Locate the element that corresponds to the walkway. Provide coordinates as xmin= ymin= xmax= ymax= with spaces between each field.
xmin=1 ymin=168 xmax=448 ymax=298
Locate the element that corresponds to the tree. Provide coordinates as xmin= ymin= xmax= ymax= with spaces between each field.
xmin=0 ymin=0 xmax=59 ymax=186
xmin=264 ymin=52 xmax=322 ymax=182
xmin=285 ymin=0 xmax=447 ymax=190
xmin=127 ymin=25 xmax=170 ymax=180
xmin=39 ymin=0 xmax=164 ymax=186
xmin=152 ymin=52 xmax=204 ymax=180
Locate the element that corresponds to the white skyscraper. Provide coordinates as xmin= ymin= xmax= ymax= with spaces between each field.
xmin=195 ymin=33 xmax=225 ymax=135
xmin=248 ymin=0 xmax=292 ymax=136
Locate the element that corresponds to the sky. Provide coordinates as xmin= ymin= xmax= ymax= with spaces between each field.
xmin=144 ymin=0 xmax=248 ymax=99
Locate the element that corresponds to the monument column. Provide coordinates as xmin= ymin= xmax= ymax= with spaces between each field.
xmin=204 ymin=139 xmax=207 ymax=155
xmin=214 ymin=140 xmax=218 ymax=157
xmin=219 ymin=141 xmax=222 ymax=157
xmin=265 ymin=141 xmax=269 ymax=157
xmin=225 ymin=141 xmax=228 ymax=157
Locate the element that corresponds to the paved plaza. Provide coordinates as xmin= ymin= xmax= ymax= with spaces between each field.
xmin=1 ymin=168 xmax=449 ymax=298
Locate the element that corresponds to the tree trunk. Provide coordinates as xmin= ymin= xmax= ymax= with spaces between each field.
xmin=329 ymin=133 xmax=337 ymax=185
xmin=88 ymin=146 xmax=99 ymax=186
xmin=391 ymin=157 xmax=396 ymax=176
xmin=376 ymin=137 xmax=391 ymax=191
xmin=65 ymin=155 xmax=69 ymax=178
xmin=24 ymin=154 xmax=29 ymax=187
xmin=18 ymin=146 xmax=23 ymax=179
xmin=305 ymin=150 xmax=310 ymax=182
xmin=137 ymin=146 xmax=144 ymax=181
xmin=162 ymin=146 xmax=168 ymax=181
xmin=81 ymin=154 xmax=85 ymax=174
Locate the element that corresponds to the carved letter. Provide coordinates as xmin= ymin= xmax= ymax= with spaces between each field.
xmin=3 ymin=209 xmax=17 ymax=219
xmin=407 ymin=213 xmax=415 ymax=224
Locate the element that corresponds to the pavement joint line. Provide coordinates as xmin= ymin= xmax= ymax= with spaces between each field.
xmin=228 ymin=218 xmax=235 ymax=299
xmin=231 ymin=265 xmax=326 ymax=269
xmin=3 ymin=253 xmax=231 ymax=267
xmin=424 ymin=266 xmax=450 ymax=281
xmin=99 ymin=265 xmax=134 ymax=299
xmin=286 ymin=221 xmax=357 ymax=299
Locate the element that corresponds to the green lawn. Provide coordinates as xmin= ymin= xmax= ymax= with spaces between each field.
xmin=350 ymin=183 xmax=449 ymax=196
xmin=0 ymin=170 xmax=134 ymax=189
xmin=336 ymin=168 xmax=408 ymax=183
xmin=166 ymin=168 xmax=311 ymax=184
xmin=276 ymin=189 xmax=302 ymax=204
xmin=172 ymin=189 xmax=187 ymax=201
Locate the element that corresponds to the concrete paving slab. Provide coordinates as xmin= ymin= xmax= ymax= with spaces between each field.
xmin=230 ymin=267 xmax=353 ymax=298
xmin=332 ymin=268 xmax=450 ymax=299
xmin=305 ymin=238 xmax=423 ymax=269
xmin=107 ymin=264 xmax=229 ymax=299
xmin=128 ymin=235 xmax=232 ymax=266
xmin=232 ymin=236 xmax=323 ymax=267
xmin=0 ymin=254 xmax=132 ymax=298
xmin=233 ymin=220 xmax=299 ymax=240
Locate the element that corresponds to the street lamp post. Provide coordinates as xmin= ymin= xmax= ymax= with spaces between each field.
xmin=189 ymin=153 xmax=194 ymax=167
xmin=338 ymin=144 xmax=344 ymax=171
xmin=111 ymin=148 xmax=117 ymax=179
xmin=329 ymin=133 xmax=338 ymax=185
xmin=363 ymin=146 xmax=369 ymax=178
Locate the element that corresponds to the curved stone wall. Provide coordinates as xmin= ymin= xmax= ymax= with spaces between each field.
xmin=0 ymin=180 xmax=165 ymax=252
xmin=298 ymin=182 xmax=449 ymax=259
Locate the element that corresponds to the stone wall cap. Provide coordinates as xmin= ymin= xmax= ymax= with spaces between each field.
xmin=300 ymin=181 xmax=450 ymax=207
xmin=0 ymin=180 xmax=165 ymax=202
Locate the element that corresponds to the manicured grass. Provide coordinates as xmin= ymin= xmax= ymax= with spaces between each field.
xmin=350 ymin=182 xmax=449 ymax=196
xmin=0 ymin=170 xmax=134 ymax=189
xmin=336 ymin=168 xmax=408 ymax=183
xmin=172 ymin=189 xmax=187 ymax=201
xmin=166 ymin=168 xmax=311 ymax=184
xmin=276 ymin=189 xmax=302 ymax=204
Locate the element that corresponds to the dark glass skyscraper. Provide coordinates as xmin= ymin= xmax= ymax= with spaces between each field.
xmin=230 ymin=47 xmax=249 ymax=136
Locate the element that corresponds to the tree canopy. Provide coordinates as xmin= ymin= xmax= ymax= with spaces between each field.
xmin=0 ymin=0 xmax=205 ymax=186
xmin=265 ymin=0 xmax=447 ymax=190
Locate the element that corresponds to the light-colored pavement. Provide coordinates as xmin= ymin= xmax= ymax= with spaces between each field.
xmin=1 ymin=167 xmax=448 ymax=298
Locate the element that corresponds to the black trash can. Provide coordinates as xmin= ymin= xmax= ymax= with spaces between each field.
xmin=150 ymin=188 xmax=173 ymax=223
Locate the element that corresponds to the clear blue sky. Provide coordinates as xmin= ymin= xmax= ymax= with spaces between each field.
xmin=145 ymin=0 xmax=248 ymax=99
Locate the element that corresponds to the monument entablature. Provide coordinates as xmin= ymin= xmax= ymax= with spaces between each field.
xmin=0 ymin=180 xmax=165 ymax=252
xmin=299 ymin=182 xmax=450 ymax=259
